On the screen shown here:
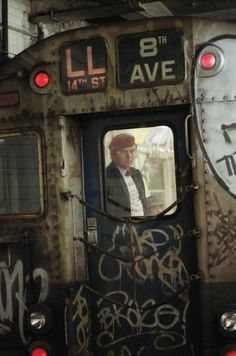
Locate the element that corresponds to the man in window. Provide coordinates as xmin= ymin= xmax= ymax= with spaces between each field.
xmin=106 ymin=133 xmax=147 ymax=217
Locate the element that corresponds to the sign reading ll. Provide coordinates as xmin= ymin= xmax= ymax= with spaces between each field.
xmin=61 ymin=38 xmax=107 ymax=93
xmin=117 ymin=29 xmax=185 ymax=89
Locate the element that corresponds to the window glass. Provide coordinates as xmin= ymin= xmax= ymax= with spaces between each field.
xmin=0 ymin=134 xmax=41 ymax=215
xmin=104 ymin=126 xmax=176 ymax=217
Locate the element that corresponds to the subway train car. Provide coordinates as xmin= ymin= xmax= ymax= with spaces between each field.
xmin=0 ymin=16 xmax=235 ymax=356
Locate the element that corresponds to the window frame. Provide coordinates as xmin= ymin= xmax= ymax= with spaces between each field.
xmin=102 ymin=123 xmax=178 ymax=218
xmin=0 ymin=128 xmax=46 ymax=221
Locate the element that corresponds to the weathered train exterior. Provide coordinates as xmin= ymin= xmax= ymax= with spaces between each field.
xmin=0 ymin=16 xmax=235 ymax=356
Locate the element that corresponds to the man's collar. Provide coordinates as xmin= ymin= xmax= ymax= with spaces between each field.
xmin=117 ymin=165 xmax=127 ymax=176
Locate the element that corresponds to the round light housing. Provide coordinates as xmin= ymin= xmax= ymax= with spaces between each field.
xmin=197 ymin=45 xmax=225 ymax=78
xmin=200 ymin=53 xmax=216 ymax=69
xmin=221 ymin=312 xmax=236 ymax=332
xmin=34 ymin=72 xmax=49 ymax=88
xmin=29 ymin=311 xmax=46 ymax=330
xmin=31 ymin=348 xmax=48 ymax=356
xmin=225 ymin=351 xmax=236 ymax=356
xmin=28 ymin=303 xmax=52 ymax=334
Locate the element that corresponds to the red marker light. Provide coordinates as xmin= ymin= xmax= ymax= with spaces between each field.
xmin=34 ymin=72 xmax=49 ymax=88
xmin=200 ymin=53 xmax=216 ymax=69
xmin=225 ymin=352 xmax=236 ymax=356
xmin=31 ymin=348 xmax=48 ymax=356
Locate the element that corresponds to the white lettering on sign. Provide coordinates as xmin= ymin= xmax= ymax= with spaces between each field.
xmin=130 ymin=60 xmax=176 ymax=84
xmin=162 ymin=60 xmax=176 ymax=80
xmin=140 ymin=37 xmax=158 ymax=57
xmin=139 ymin=36 xmax=167 ymax=58
xmin=139 ymin=36 xmax=167 ymax=57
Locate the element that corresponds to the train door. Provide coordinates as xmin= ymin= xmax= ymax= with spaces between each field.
xmin=81 ymin=107 xmax=200 ymax=356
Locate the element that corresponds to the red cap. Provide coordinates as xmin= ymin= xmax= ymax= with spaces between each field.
xmin=109 ymin=134 xmax=135 ymax=153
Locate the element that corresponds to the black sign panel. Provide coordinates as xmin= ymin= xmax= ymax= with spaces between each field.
xmin=61 ymin=38 xmax=107 ymax=94
xmin=117 ymin=29 xmax=185 ymax=88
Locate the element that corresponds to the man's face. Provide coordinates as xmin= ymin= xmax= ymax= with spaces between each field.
xmin=112 ymin=145 xmax=137 ymax=169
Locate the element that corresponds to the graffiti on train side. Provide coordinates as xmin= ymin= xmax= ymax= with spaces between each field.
xmin=208 ymin=193 xmax=236 ymax=268
xmin=98 ymin=223 xmax=188 ymax=288
xmin=97 ymin=291 xmax=189 ymax=349
xmin=72 ymin=285 xmax=90 ymax=354
xmin=96 ymin=223 xmax=189 ymax=351
xmin=0 ymin=259 xmax=49 ymax=344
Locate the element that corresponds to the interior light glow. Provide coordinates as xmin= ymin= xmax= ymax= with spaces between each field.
xmin=200 ymin=53 xmax=216 ymax=69
xmin=34 ymin=72 xmax=49 ymax=88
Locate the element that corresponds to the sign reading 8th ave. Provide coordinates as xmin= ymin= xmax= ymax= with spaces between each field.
xmin=117 ymin=29 xmax=185 ymax=88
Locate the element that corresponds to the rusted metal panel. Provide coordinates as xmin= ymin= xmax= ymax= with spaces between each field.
xmin=0 ymin=17 xmax=192 ymax=116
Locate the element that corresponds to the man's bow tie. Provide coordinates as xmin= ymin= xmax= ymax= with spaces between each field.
xmin=125 ymin=168 xmax=132 ymax=176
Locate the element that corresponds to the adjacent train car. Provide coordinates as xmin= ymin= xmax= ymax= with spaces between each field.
xmin=0 ymin=16 xmax=235 ymax=356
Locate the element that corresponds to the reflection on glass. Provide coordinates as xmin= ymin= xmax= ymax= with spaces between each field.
xmin=104 ymin=126 xmax=176 ymax=217
xmin=0 ymin=135 xmax=41 ymax=214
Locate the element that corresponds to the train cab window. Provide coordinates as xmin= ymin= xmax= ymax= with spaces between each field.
xmin=104 ymin=126 xmax=177 ymax=217
xmin=0 ymin=133 xmax=42 ymax=216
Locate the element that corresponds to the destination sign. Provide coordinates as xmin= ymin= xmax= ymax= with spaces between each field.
xmin=61 ymin=38 xmax=107 ymax=93
xmin=117 ymin=29 xmax=185 ymax=88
